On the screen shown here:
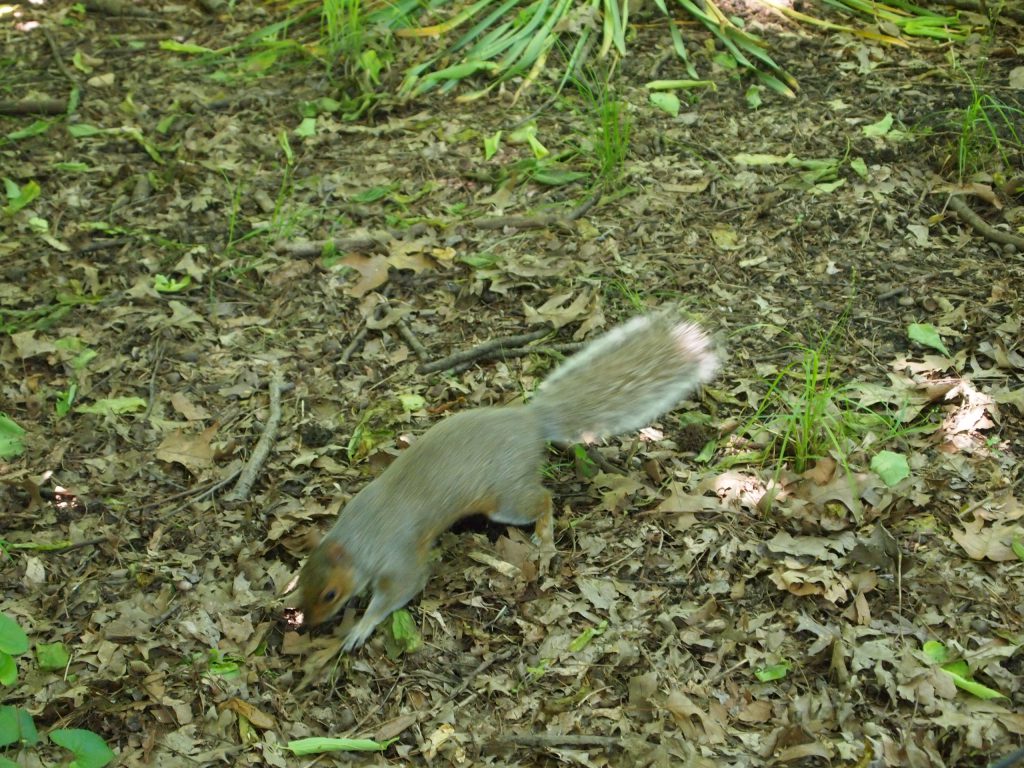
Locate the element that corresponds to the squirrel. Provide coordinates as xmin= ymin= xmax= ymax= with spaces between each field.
xmin=296 ymin=310 xmax=720 ymax=650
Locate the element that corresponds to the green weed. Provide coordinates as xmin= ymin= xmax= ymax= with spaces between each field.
xmin=0 ymin=612 xmax=115 ymax=767
xmin=570 ymin=69 xmax=632 ymax=188
xmin=954 ymin=74 xmax=1023 ymax=180
xmin=737 ymin=325 xmax=937 ymax=481
xmin=321 ymin=0 xmax=364 ymax=62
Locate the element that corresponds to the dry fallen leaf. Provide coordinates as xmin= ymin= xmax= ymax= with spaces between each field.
xmin=155 ymin=424 xmax=218 ymax=472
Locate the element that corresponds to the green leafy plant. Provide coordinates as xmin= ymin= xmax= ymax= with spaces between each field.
xmin=321 ymin=0 xmax=365 ymax=62
xmin=816 ymin=0 xmax=968 ymax=41
xmin=0 ymin=613 xmax=115 ymax=767
xmin=0 ymin=614 xmax=28 ymax=686
xmin=1 ymin=178 xmax=41 ymax=216
xmin=153 ymin=274 xmax=192 ymax=293
xmin=0 ymin=416 xmax=26 ymax=460
xmin=384 ymin=609 xmax=422 ymax=657
xmin=754 ymin=660 xmax=791 ymax=682
xmin=287 ymin=735 xmax=397 ymax=755
xmin=0 ymin=288 xmax=102 ymax=334
xmin=921 ymin=640 xmax=1006 ymax=699
xmin=179 ymin=0 xmax=980 ymax=122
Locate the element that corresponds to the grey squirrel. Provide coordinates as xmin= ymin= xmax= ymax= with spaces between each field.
xmin=296 ymin=310 xmax=720 ymax=650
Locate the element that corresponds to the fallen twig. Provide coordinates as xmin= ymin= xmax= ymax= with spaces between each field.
xmin=419 ymin=328 xmax=552 ymax=374
xmin=396 ymin=317 xmax=429 ymax=362
xmin=490 ymin=733 xmax=622 ymax=749
xmin=143 ymin=337 xmax=165 ymax=421
xmin=81 ymin=0 xmax=162 ymax=19
xmin=339 ymin=325 xmax=369 ymax=365
xmin=276 ymin=234 xmax=384 ymax=258
xmin=567 ymin=191 xmax=601 ymax=221
xmin=226 ymin=371 xmax=285 ymax=502
xmin=472 ymin=212 xmax=574 ymax=231
xmin=931 ymin=0 xmax=1024 ymax=22
xmin=43 ymin=27 xmax=80 ymax=91
xmin=944 ymin=195 xmax=1024 ymax=251
xmin=449 ymin=342 xmax=583 ymax=375
xmin=451 ymin=648 xmax=516 ymax=705
xmin=0 ymin=99 xmax=67 ymax=116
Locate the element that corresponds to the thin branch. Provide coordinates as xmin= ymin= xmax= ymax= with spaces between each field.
xmin=490 ymin=733 xmax=622 ymax=748
xmin=419 ymin=328 xmax=553 ymax=374
xmin=396 ymin=317 xmax=429 ymax=362
xmin=944 ymin=195 xmax=1024 ymax=250
xmin=226 ymin=371 xmax=286 ymax=502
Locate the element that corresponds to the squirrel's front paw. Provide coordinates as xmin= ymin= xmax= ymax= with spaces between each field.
xmin=342 ymin=622 xmax=375 ymax=652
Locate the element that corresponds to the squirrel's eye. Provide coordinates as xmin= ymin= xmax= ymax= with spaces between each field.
xmin=321 ymin=589 xmax=337 ymax=604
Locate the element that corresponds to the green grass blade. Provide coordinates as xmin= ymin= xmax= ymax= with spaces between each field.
xmin=504 ymin=0 xmax=573 ymax=76
xmin=449 ymin=0 xmax=523 ymax=54
xmin=601 ymin=0 xmax=628 ymax=57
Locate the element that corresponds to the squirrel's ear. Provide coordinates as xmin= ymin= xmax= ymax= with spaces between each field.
xmin=322 ymin=540 xmax=348 ymax=565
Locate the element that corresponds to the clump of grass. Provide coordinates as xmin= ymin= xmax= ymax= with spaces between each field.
xmin=321 ymin=0 xmax=365 ymax=65
xmin=570 ymin=68 xmax=632 ymax=188
xmin=754 ymin=343 xmax=840 ymax=475
xmin=737 ymin=323 xmax=937 ymax=481
xmin=954 ymin=76 xmax=1023 ymax=180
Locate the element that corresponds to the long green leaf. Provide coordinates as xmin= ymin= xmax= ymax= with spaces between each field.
xmin=450 ymin=0 xmax=522 ymax=54
xmin=505 ymin=0 xmax=573 ymax=76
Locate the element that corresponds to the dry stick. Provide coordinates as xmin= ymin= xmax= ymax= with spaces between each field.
xmin=582 ymin=444 xmax=627 ymax=476
xmin=0 ymin=99 xmax=67 ymax=116
xmin=339 ymin=325 xmax=369 ymax=365
xmin=77 ymin=238 xmax=131 ymax=253
xmin=143 ymin=338 xmax=165 ymax=421
xmin=280 ymin=192 xmax=598 ymax=255
xmin=43 ymin=27 xmax=79 ymax=89
xmin=876 ymin=286 xmax=907 ymax=301
xmin=356 ymin=648 xmax=518 ymax=748
xmin=449 ymin=341 xmax=584 ymax=375
xmin=162 ymin=470 xmax=242 ymax=518
xmin=34 ymin=538 xmax=107 ymax=554
xmin=419 ymin=328 xmax=553 ymax=374
xmin=396 ymin=317 xmax=429 ymax=362
xmin=276 ymin=234 xmax=384 ymax=258
xmin=567 ymin=190 xmax=601 ymax=221
xmin=475 ymin=189 xmax=602 ymax=231
xmin=490 ymin=734 xmax=622 ymax=749
xmin=473 ymin=213 xmax=574 ymax=231
xmin=340 ymin=298 xmax=392 ymax=365
xmin=474 ymin=192 xmax=601 ymax=232
xmin=195 ymin=0 xmax=226 ymax=13
xmin=226 ymin=371 xmax=285 ymax=502
xmin=944 ymin=195 xmax=1024 ymax=250
xmin=450 ymin=648 xmax=517 ymax=705
xmin=82 ymin=0 xmax=161 ymax=18
xmin=348 ymin=659 xmax=409 ymax=735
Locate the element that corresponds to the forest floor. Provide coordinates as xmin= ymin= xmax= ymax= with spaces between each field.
xmin=2 ymin=3 xmax=1023 ymax=767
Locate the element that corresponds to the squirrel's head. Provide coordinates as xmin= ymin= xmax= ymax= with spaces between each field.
xmin=298 ymin=540 xmax=355 ymax=627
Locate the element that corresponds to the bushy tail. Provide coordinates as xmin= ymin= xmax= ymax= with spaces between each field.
xmin=530 ymin=312 xmax=719 ymax=443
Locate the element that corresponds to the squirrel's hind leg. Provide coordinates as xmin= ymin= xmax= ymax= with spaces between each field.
xmin=342 ymin=567 xmax=430 ymax=651
xmin=490 ymin=486 xmax=555 ymax=567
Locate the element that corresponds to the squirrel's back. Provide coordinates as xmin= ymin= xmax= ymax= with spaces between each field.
xmin=529 ymin=313 xmax=718 ymax=443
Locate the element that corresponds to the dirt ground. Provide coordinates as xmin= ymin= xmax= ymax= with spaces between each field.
xmin=2 ymin=2 xmax=1023 ymax=767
